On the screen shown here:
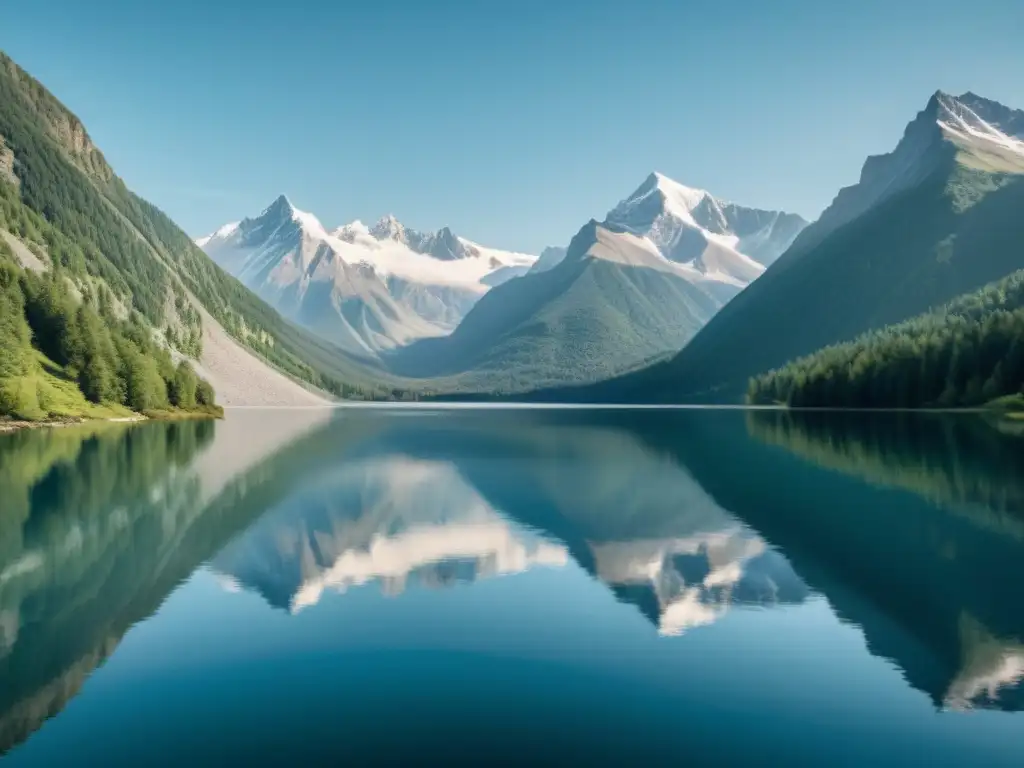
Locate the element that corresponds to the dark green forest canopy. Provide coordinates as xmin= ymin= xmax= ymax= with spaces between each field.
xmin=747 ymin=269 xmax=1024 ymax=408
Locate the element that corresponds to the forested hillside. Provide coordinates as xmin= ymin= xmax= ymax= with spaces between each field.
xmin=746 ymin=269 xmax=1024 ymax=408
xmin=0 ymin=247 xmax=217 ymax=419
xmin=0 ymin=51 xmax=400 ymax=408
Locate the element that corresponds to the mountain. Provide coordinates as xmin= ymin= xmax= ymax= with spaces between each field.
xmin=528 ymin=245 xmax=569 ymax=275
xmin=390 ymin=174 xmax=806 ymax=393
xmin=571 ymin=91 xmax=1024 ymax=403
xmin=0 ymin=50 xmax=398 ymax=407
xmin=198 ymin=201 xmax=536 ymax=357
xmin=747 ymin=268 xmax=1024 ymax=408
xmin=607 ymin=172 xmax=808 ymax=274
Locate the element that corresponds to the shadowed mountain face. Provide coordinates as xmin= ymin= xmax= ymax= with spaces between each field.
xmin=558 ymin=91 xmax=1024 ymax=404
xmin=385 ymin=173 xmax=806 ymax=394
xmin=3 ymin=408 xmax=1024 ymax=764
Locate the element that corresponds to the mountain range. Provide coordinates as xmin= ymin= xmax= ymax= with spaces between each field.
xmin=385 ymin=173 xmax=808 ymax=392
xmin=6 ymin=40 xmax=1024 ymax=408
xmin=198 ymin=172 xmax=806 ymax=391
xmin=564 ymin=90 xmax=1024 ymax=403
xmin=197 ymin=199 xmax=536 ymax=357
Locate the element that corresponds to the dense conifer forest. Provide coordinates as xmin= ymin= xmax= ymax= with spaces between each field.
xmin=746 ymin=269 xmax=1024 ymax=408
xmin=0 ymin=246 xmax=217 ymax=420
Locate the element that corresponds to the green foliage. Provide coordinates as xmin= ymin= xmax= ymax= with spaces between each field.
xmin=72 ymin=304 xmax=120 ymax=403
xmin=195 ymin=377 xmax=216 ymax=407
xmin=0 ymin=259 xmax=216 ymax=420
xmin=168 ymin=361 xmax=198 ymax=409
xmin=0 ymin=266 xmax=41 ymax=418
xmin=0 ymin=49 xmax=397 ymax=401
xmin=115 ymin=341 xmax=167 ymax=412
xmin=602 ymin=158 xmax=1024 ymax=404
xmin=748 ymin=269 xmax=1024 ymax=408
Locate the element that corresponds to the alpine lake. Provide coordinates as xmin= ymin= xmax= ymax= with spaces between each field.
xmin=2 ymin=406 xmax=1023 ymax=766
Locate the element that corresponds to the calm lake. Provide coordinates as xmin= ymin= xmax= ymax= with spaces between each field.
xmin=1 ymin=407 xmax=1023 ymax=766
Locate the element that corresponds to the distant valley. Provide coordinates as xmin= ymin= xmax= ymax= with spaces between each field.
xmin=199 ymin=172 xmax=807 ymax=394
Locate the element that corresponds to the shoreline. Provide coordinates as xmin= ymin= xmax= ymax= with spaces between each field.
xmin=0 ymin=408 xmax=224 ymax=435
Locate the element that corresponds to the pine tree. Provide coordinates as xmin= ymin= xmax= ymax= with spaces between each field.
xmin=169 ymin=361 xmax=198 ymax=409
xmin=74 ymin=304 xmax=119 ymax=403
xmin=0 ymin=278 xmax=41 ymax=418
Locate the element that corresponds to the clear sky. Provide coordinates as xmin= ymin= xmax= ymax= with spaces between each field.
xmin=3 ymin=0 xmax=1023 ymax=253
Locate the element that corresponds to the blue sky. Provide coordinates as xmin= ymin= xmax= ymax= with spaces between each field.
xmin=3 ymin=0 xmax=1023 ymax=252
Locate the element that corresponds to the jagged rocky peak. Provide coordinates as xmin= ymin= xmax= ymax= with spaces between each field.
xmin=260 ymin=193 xmax=295 ymax=220
xmin=333 ymin=219 xmax=369 ymax=243
xmin=369 ymin=213 xmax=408 ymax=242
xmin=608 ymin=171 xmax=711 ymax=230
xmin=790 ymin=89 xmax=1024 ymax=258
xmin=605 ymin=172 xmax=807 ymax=269
xmin=368 ymin=217 xmax=471 ymax=260
xmin=428 ymin=226 xmax=466 ymax=261
xmin=929 ymin=90 xmax=1024 ymax=153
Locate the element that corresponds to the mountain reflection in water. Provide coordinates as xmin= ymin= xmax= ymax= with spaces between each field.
xmin=1 ymin=407 xmax=1024 ymax=765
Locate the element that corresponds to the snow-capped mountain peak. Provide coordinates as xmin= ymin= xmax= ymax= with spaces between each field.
xmin=787 ymin=90 xmax=1024 ymax=257
xmin=369 ymin=213 xmax=408 ymax=242
xmin=332 ymin=219 xmax=370 ymax=243
xmin=197 ymin=197 xmax=538 ymax=357
xmin=932 ymin=91 xmax=1024 ymax=163
xmin=650 ymin=171 xmax=714 ymax=223
xmin=195 ymin=220 xmax=240 ymax=249
xmin=605 ymin=172 xmax=808 ymax=275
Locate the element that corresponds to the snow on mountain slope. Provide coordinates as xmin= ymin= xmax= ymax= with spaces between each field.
xmin=785 ymin=91 xmax=1024 ymax=260
xmin=606 ymin=172 xmax=809 ymax=274
xmin=936 ymin=91 xmax=1024 ymax=171
xmin=198 ymin=197 xmax=537 ymax=355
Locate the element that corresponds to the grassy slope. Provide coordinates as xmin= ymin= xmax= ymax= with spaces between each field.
xmin=25 ymin=351 xmax=134 ymax=420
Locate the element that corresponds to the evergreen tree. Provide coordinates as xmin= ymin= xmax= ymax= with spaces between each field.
xmin=73 ymin=304 xmax=120 ymax=403
xmin=748 ymin=269 xmax=1024 ymax=409
xmin=0 ymin=276 xmax=41 ymax=418
xmin=196 ymin=378 xmax=216 ymax=407
xmin=169 ymin=361 xmax=198 ymax=409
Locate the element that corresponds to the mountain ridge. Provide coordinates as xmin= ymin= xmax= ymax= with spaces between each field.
xmin=198 ymin=197 xmax=537 ymax=357
xmin=387 ymin=171 xmax=807 ymax=393
xmin=546 ymin=90 xmax=1024 ymax=404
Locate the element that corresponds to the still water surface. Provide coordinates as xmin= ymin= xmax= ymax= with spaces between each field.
xmin=1 ymin=408 xmax=1023 ymax=765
